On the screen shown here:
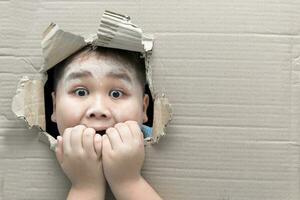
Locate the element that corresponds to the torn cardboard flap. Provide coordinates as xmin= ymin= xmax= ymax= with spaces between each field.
xmin=11 ymin=76 xmax=46 ymax=131
xmin=11 ymin=10 xmax=171 ymax=150
xmin=151 ymin=94 xmax=173 ymax=143
xmin=94 ymin=10 xmax=153 ymax=52
xmin=41 ymin=23 xmax=87 ymax=72
xmin=41 ymin=10 xmax=154 ymax=72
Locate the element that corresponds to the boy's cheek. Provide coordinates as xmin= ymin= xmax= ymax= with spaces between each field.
xmin=55 ymin=98 xmax=86 ymax=135
xmin=116 ymin=104 xmax=144 ymax=124
xmin=56 ymin=106 xmax=83 ymax=135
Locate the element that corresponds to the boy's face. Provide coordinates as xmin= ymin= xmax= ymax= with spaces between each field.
xmin=51 ymin=52 xmax=149 ymax=135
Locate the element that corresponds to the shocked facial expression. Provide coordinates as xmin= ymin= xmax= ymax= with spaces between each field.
xmin=51 ymin=52 xmax=149 ymax=135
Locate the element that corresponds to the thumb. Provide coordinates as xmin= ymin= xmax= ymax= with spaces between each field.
xmin=55 ymin=136 xmax=63 ymax=164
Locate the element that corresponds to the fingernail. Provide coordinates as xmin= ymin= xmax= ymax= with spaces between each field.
xmin=95 ymin=134 xmax=101 ymax=141
xmin=57 ymin=136 xmax=62 ymax=142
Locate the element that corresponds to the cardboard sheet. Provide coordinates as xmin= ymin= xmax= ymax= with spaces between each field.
xmin=2 ymin=1 xmax=300 ymax=200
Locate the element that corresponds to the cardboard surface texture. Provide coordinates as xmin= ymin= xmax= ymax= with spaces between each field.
xmin=11 ymin=10 xmax=172 ymax=150
xmin=2 ymin=1 xmax=300 ymax=200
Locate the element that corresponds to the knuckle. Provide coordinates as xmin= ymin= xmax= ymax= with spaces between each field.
xmin=115 ymin=123 xmax=126 ymax=130
xmin=85 ymin=128 xmax=95 ymax=136
xmin=126 ymin=120 xmax=138 ymax=126
xmin=64 ymin=151 xmax=71 ymax=158
xmin=65 ymin=127 xmax=72 ymax=132
xmin=75 ymin=124 xmax=86 ymax=130
xmin=106 ymin=127 xmax=115 ymax=134
xmin=63 ymin=130 xmax=70 ymax=139
xmin=77 ymin=124 xmax=86 ymax=129
xmin=75 ymin=149 xmax=85 ymax=158
xmin=114 ymin=122 xmax=124 ymax=128
xmin=132 ymin=138 xmax=140 ymax=146
xmin=138 ymin=139 xmax=144 ymax=147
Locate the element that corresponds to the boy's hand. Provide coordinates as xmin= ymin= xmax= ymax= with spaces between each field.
xmin=102 ymin=121 xmax=145 ymax=190
xmin=55 ymin=125 xmax=106 ymax=193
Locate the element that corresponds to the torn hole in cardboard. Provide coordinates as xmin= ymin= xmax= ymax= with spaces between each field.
xmin=11 ymin=10 xmax=172 ymax=151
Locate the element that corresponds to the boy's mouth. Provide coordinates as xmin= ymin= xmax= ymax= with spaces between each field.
xmin=95 ymin=130 xmax=106 ymax=135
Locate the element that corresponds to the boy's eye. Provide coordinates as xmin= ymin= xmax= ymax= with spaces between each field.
xmin=109 ymin=90 xmax=123 ymax=99
xmin=74 ymin=88 xmax=89 ymax=96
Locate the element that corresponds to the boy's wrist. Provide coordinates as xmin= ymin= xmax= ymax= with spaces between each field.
xmin=110 ymin=173 xmax=142 ymax=189
xmin=109 ymin=175 xmax=144 ymax=199
xmin=109 ymin=175 xmax=162 ymax=200
xmin=67 ymin=184 xmax=106 ymax=200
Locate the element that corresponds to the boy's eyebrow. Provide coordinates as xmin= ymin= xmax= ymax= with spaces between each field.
xmin=106 ymin=71 xmax=132 ymax=83
xmin=65 ymin=70 xmax=93 ymax=82
xmin=64 ymin=70 xmax=132 ymax=83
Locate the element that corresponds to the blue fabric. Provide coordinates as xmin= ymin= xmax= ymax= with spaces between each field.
xmin=141 ymin=125 xmax=152 ymax=138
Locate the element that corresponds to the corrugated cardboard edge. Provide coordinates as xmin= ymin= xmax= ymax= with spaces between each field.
xmin=11 ymin=76 xmax=46 ymax=131
xmin=41 ymin=23 xmax=87 ymax=72
xmin=150 ymin=94 xmax=173 ymax=143
xmin=11 ymin=10 xmax=172 ymax=150
xmin=143 ymin=48 xmax=173 ymax=144
xmin=39 ymin=131 xmax=57 ymax=151
xmin=11 ymin=75 xmax=57 ymax=149
xmin=94 ymin=10 xmax=152 ymax=52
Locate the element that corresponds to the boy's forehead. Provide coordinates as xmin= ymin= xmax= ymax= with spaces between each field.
xmin=62 ymin=53 xmax=135 ymax=82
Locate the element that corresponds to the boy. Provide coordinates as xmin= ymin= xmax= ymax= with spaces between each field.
xmin=50 ymin=45 xmax=162 ymax=200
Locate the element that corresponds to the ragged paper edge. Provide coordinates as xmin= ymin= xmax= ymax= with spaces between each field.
xmin=39 ymin=131 xmax=57 ymax=151
xmin=94 ymin=10 xmax=153 ymax=52
xmin=11 ymin=76 xmax=46 ymax=131
xmin=41 ymin=10 xmax=154 ymax=72
xmin=40 ymin=23 xmax=87 ymax=72
xmin=148 ymin=94 xmax=173 ymax=144
xmin=10 ymin=75 xmax=59 ymax=150
xmin=11 ymin=10 xmax=171 ymax=150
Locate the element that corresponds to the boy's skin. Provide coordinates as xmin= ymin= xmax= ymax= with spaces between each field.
xmin=51 ymin=50 xmax=162 ymax=200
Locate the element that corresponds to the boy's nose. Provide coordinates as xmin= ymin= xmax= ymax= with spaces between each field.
xmin=86 ymin=97 xmax=111 ymax=119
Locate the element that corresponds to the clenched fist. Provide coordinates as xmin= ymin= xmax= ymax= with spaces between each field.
xmin=55 ymin=125 xmax=105 ymax=191
xmin=102 ymin=121 xmax=145 ymax=192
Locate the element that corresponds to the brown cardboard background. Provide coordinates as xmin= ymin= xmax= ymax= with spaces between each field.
xmin=1 ymin=0 xmax=300 ymax=199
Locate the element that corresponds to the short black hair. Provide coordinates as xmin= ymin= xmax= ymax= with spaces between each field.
xmin=52 ymin=45 xmax=147 ymax=92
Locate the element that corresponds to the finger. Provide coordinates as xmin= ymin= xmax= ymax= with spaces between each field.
xmin=55 ymin=136 xmax=63 ymax=164
xmin=114 ymin=123 xmax=132 ymax=144
xmin=70 ymin=125 xmax=85 ymax=152
xmin=94 ymin=134 xmax=102 ymax=159
xmin=106 ymin=127 xmax=122 ymax=150
xmin=126 ymin=121 xmax=143 ymax=142
xmin=102 ymin=134 xmax=112 ymax=155
xmin=82 ymin=128 xmax=96 ymax=156
xmin=62 ymin=128 xmax=72 ymax=154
